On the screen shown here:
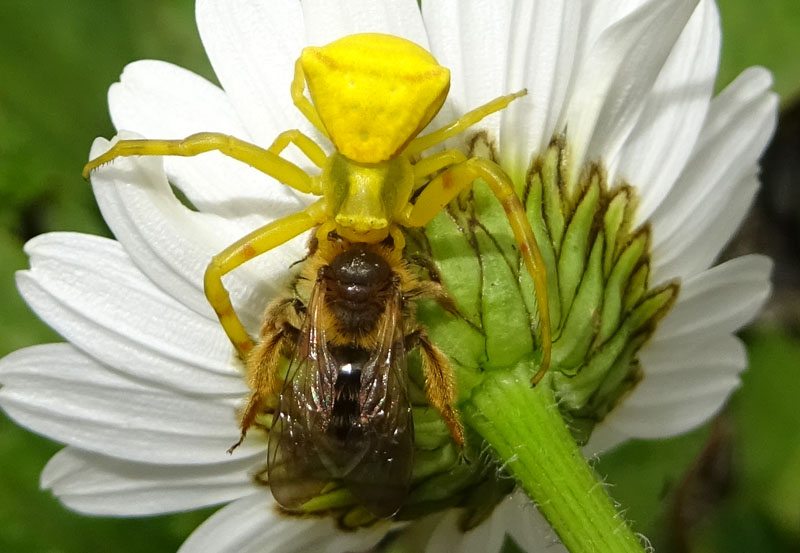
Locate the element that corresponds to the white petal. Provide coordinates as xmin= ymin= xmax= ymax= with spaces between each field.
xmin=425 ymin=507 xmax=507 ymax=553
xmin=498 ymin=0 xmax=584 ymax=181
xmin=196 ymin=0 xmax=314 ymax=148
xmin=18 ymin=232 xmax=244 ymax=395
xmin=302 ymin=0 xmax=428 ymax=47
xmin=588 ymin=254 xmax=771 ymax=446
xmin=595 ymin=333 xmax=746 ymax=438
xmin=652 ymin=172 xmax=759 ymax=281
xmin=0 ymin=344 xmax=264 ymax=464
xmin=562 ymin=0 xmax=699 ymax=186
xmin=90 ymin=135 xmax=309 ymax=333
xmin=422 ymin=0 xmax=514 ymax=149
xmin=108 ymin=60 xmax=308 ymax=218
xmin=0 ymin=344 xmax=148 ymax=390
xmin=690 ymin=66 xmax=775 ymax=149
xmin=631 ymin=341 xmax=744 ymax=406
xmin=582 ymin=424 xmax=632 ymax=458
xmin=620 ymin=0 xmax=720 ymax=216
xmin=178 ymin=491 xmax=388 ymax=553
xmin=41 ymin=447 xmax=256 ymax=516
xmin=650 ymin=67 xmax=777 ymax=282
xmin=655 ymin=255 xmax=773 ymax=342
xmin=503 ymin=493 xmax=565 ymax=553
xmin=602 ymin=383 xmax=737 ymax=438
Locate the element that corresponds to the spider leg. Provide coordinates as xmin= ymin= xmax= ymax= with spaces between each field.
xmin=411 ymin=149 xmax=466 ymax=189
xmin=290 ymin=58 xmax=329 ymax=139
xmin=83 ymin=132 xmax=320 ymax=194
xmin=268 ymin=129 xmax=327 ymax=169
xmin=404 ymin=90 xmax=525 ymax=157
xmin=204 ymin=200 xmax=328 ymax=357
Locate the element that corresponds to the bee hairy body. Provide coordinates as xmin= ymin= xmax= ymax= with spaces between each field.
xmin=247 ymin=232 xmax=461 ymax=518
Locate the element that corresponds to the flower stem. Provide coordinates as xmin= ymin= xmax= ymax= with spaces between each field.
xmin=463 ymin=368 xmax=645 ymax=553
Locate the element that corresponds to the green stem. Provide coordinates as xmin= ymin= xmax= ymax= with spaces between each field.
xmin=463 ymin=368 xmax=645 ymax=553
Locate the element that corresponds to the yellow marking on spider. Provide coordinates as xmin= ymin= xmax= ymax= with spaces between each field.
xmin=83 ymin=32 xmax=551 ymax=380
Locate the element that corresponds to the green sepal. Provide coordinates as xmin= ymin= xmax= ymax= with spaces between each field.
xmin=555 ymin=284 xmax=678 ymax=411
xmin=341 ymin=506 xmax=377 ymax=528
xmin=596 ymin=231 xmax=647 ymax=344
xmin=551 ymin=235 xmax=604 ymax=372
xmin=301 ymin=487 xmax=357 ymax=512
xmin=404 ymin=461 xmax=478 ymax=506
xmin=472 ymin=178 xmax=520 ymax=266
xmin=416 ymin=299 xmax=485 ymax=372
xmin=412 ymin=407 xmax=455 ymax=450
xmin=624 ymin=263 xmax=649 ymax=313
xmin=627 ymin=284 xmax=679 ymax=331
xmin=426 ymin=208 xmax=482 ymax=325
xmin=602 ymin=189 xmax=630 ymax=277
xmin=557 ymin=175 xmax=600 ymax=314
xmin=592 ymin=333 xmax=648 ymax=416
xmin=411 ymin=442 xmax=460 ymax=480
xmin=522 ymin=169 xmax=561 ymax=329
xmin=476 ymin=225 xmax=533 ymax=368
xmin=541 ymin=144 xmax=566 ymax=253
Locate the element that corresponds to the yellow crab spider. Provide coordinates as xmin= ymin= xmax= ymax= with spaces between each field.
xmin=84 ymin=33 xmax=551 ymax=383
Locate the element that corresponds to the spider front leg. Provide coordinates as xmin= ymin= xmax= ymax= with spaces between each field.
xmin=402 ymin=153 xmax=551 ymax=383
xmin=83 ymin=132 xmax=319 ymax=194
xmin=205 ymin=200 xmax=328 ymax=357
xmin=267 ymin=130 xmax=327 ymax=169
xmin=290 ymin=58 xmax=328 ymax=139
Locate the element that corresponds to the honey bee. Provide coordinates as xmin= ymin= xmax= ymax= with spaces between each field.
xmin=245 ymin=233 xmax=459 ymax=518
xmin=84 ymin=33 xmax=551 ymax=518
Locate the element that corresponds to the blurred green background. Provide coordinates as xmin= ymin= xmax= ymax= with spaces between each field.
xmin=0 ymin=1 xmax=798 ymax=552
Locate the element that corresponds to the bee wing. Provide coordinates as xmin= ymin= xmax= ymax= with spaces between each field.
xmin=342 ymin=285 xmax=414 ymax=518
xmin=267 ymin=278 xmax=338 ymax=511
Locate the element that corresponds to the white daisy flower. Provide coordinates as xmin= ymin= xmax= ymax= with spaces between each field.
xmin=0 ymin=0 xmax=776 ymax=552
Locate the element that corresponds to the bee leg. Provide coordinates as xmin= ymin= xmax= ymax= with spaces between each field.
xmin=231 ymin=299 xmax=302 ymax=452
xmin=412 ymin=329 xmax=465 ymax=448
xmin=401 ymin=155 xmax=551 ymax=384
xmin=229 ymin=332 xmax=286 ymax=453
xmin=405 ymin=278 xmax=460 ymax=318
xmin=405 ymin=253 xmax=446 ymax=284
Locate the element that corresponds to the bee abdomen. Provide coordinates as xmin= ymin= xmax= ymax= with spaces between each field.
xmin=330 ymin=345 xmax=369 ymax=442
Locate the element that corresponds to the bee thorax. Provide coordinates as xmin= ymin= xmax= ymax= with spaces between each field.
xmin=325 ymin=247 xmax=394 ymax=335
